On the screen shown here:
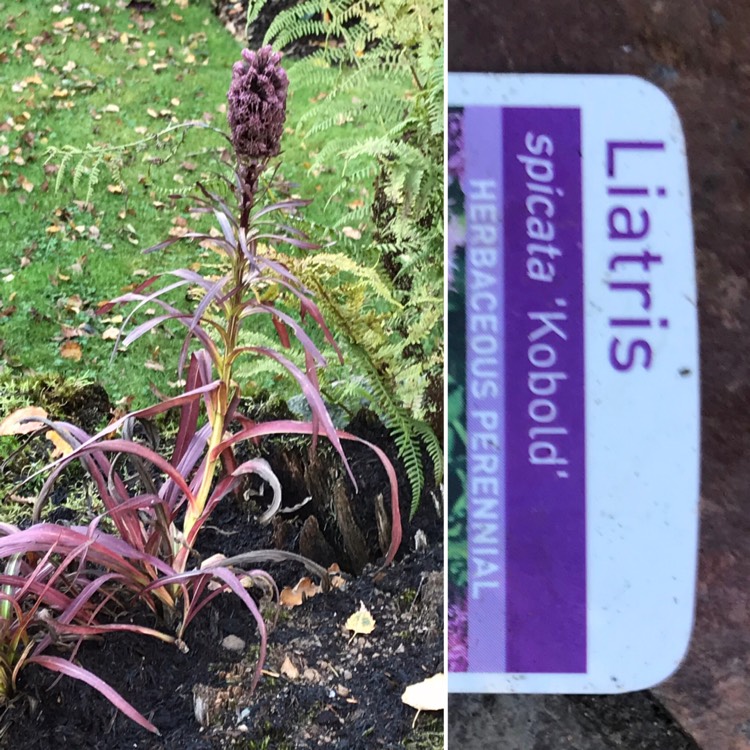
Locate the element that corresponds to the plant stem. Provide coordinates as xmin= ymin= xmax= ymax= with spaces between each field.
xmin=178 ymin=170 xmax=256 ymax=566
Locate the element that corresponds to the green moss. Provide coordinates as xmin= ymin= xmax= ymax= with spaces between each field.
xmin=405 ymin=713 xmax=444 ymax=749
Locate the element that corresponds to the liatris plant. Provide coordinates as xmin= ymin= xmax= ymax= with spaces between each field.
xmin=0 ymin=47 xmax=402 ymax=734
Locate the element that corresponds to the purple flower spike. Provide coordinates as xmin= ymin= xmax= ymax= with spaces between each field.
xmin=228 ymin=46 xmax=289 ymax=163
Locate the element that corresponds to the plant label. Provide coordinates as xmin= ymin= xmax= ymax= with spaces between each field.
xmin=447 ymin=74 xmax=699 ymax=693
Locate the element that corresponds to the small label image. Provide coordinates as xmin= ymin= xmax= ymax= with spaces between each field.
xmin=448 ymin=75 xmax=700 ymax=694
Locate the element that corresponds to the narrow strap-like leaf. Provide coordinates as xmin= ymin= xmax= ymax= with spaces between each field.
xmin=212 ymin=421 xmax=402 ymax=565
xmin=27 ymin=655 xmax=160 ymax=735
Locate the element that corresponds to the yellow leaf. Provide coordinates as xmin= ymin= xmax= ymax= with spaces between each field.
xmin=46 ymin=430 xmax=74 ymax=458
xmin=107 ymin=184 xmax=123 ymax=193
xmin=401 ymin=673 xmax=446 ymax=717
xmin=0 ymin=407 xmax=48 ymax=436
xmin=103 ymin=104 xmax=120 ymax=113
xmin=345 ymin=601 xmax=375 ymax=638
xmin=101 ymin=327 xmax=120 ymax=341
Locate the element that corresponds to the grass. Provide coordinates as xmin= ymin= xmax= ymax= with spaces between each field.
xmin=0 ymin=0 xmax=396 ymax=409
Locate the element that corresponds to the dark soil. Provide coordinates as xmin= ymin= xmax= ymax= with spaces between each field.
xmin=449 ymin=692 xmax=700 ymax=750
xmin=0 ymin=388 xmax=443 ymax=749
xmin=1 ymin=546 xmax=442 ymax=750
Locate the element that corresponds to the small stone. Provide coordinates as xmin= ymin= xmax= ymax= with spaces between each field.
xmin=221 ymin=635 xmax=246 ymax=652
xmin=343 ymin=670 xmax=353 ymax=680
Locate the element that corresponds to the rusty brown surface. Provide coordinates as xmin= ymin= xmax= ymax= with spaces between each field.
xmin=449 ymin=2 xmax=750 ymax=748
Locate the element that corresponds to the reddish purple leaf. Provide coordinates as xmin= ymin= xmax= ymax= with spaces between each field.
xmin=142 ymin=566 xmax=267 ymax=691
xmin=27 ymin=655 xmax=160 ymax=735
xmin=212 ymin=420 xmax=402 ymax=565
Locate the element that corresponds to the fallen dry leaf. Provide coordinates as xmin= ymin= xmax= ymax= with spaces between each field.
xmin=60 ymin=324 xmax=88 ymax=339
xmin=101 ymin=327 xmax=120 ymax=341
xmin=60 ymin=341 xmax=82 ymax=361
xmin=0 ymin=406 xmax=48 ymax=436
xmin=280 ymin=656 xmax=299 ymax=680
xmin=401 ymin=672 xmax=446 ymax=726
xmin=328 ymin=563 xmax=346 ymax=589
xmin=64 ymin=294 xmax=83 ymax=314
xmin=144 ymin=360 xmax=165 ymax=372
xmin=279 ymin=587 xmax=303 ymax=608
xmin=295 ymin=577 xmax=321 ymax=599
xmin=46 ymin=429 xmax=74 ymax=458
xmin=345 ymin=601 xmax=375 ymax=639
xmin=279 ymin=574 xmax=324 ymax=608
xmin=401 ymin=673 xmax=446 ymax=712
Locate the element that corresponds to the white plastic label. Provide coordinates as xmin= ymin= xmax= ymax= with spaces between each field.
xmin=447 ymin=74 xmax=700 ymax=693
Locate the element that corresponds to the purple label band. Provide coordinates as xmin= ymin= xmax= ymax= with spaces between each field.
xmin=503 ymin=107 xmax=586 ymax=673
xmin=463 ymin=107 xmax=586 ymax=674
